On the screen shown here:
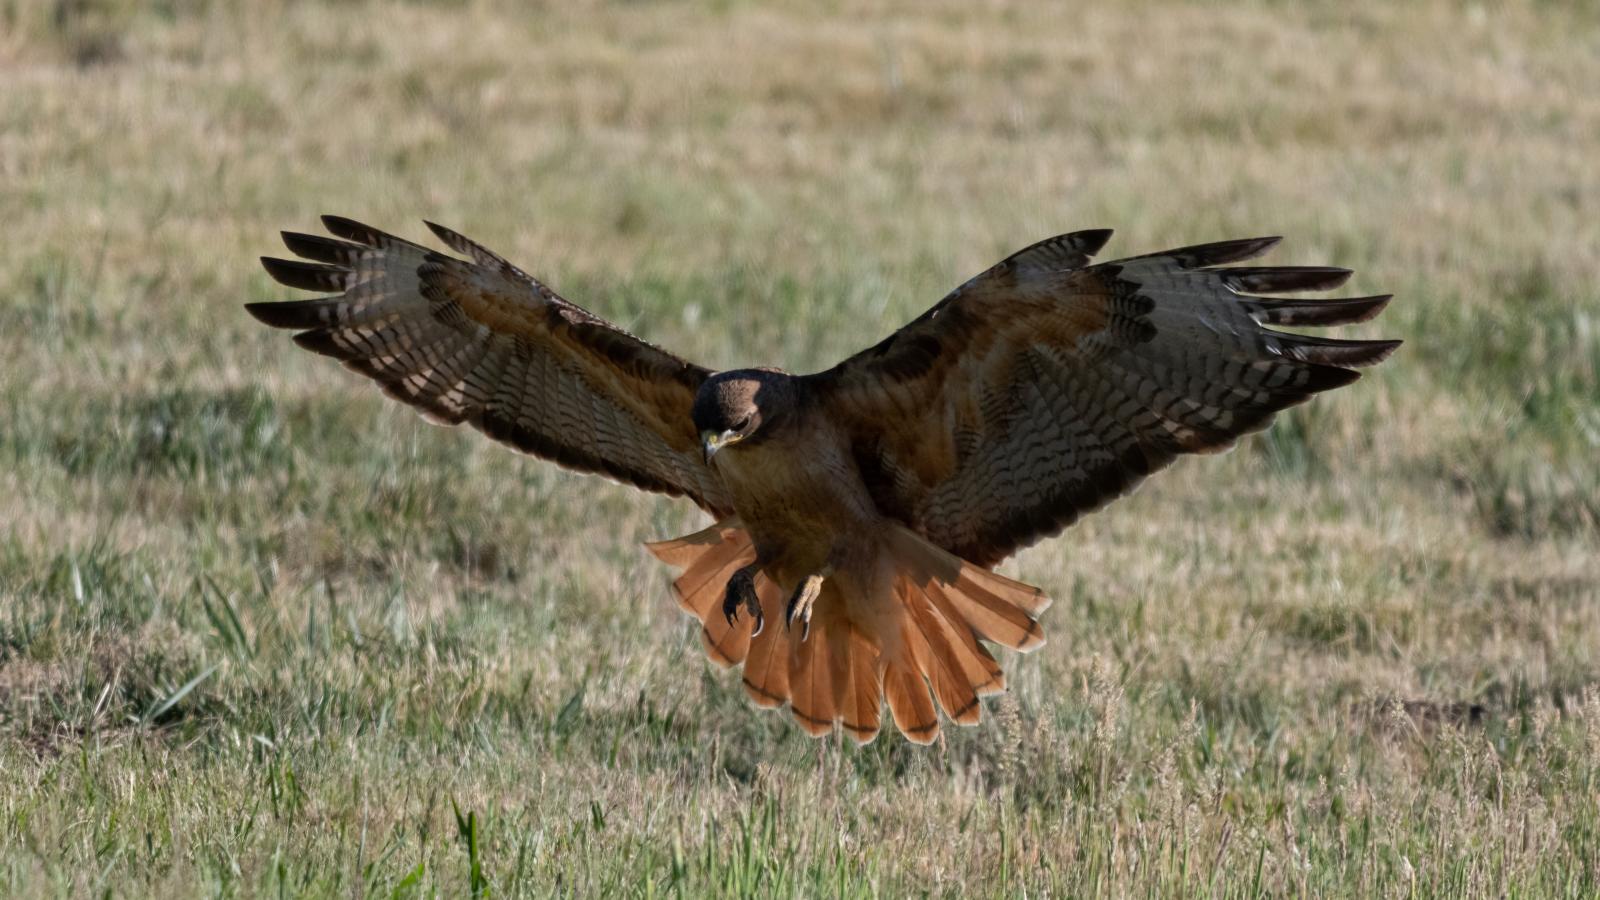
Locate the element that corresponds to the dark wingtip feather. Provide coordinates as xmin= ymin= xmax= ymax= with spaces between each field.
xmin=1297 ymin=361 xmax=1364 ymax=392
xmin=244 ymin=301 xmax=291 ymax=328
xmin=1337 ymin=294 xmax=1393 ymax=324
xmin=246 ymin=300 xmax=324 ymax=329
xmin=320 ymin=215 xmax=377 ymax=244
xmin=1222 ymin=266 xmax=1353 ymax=293
xmin=1160 ymin=236 xmax=1283 ymax=268
xmin=1338 ymin=338 xmax=1402 ymax=367
xmin=1246 ymin=294 xmax=1392 ymax=326
xmin=423 ymin=220 xmax=469 ymax=253
xmin=998 ymin=229 xmax=1116 ymax=276
xmin=424 ymin=219 xmax=516 ymax=270
xmin=261 ymin=256 xmax=350 ymax=292
xmin=282 ymin=231 xmax=364 ymax=264
xmin=1211 ymin=236 xmax=1283 ymax=263
xmin=1279 ymin=336 xmax=1402 ymax=368
xmin=290 ymin=328 xmax=354 ymax=360
xmin=321 ymin=215 xmax=433 ymax=252
xmin=1072 ymin=228 xmax=1115 ymax=257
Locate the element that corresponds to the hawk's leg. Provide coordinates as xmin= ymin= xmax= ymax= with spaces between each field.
xmin=723 ymin=564 xmax=765 ymax=635
xmin=785 ymin=574 xmax=825 ymax=641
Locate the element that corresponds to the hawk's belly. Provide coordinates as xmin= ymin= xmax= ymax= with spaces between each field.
xmin=710 ymin=436 xmax=881 ymax=587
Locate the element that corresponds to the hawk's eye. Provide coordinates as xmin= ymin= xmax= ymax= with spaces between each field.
xmin=734 ymin=413 xmax=754 ymax=433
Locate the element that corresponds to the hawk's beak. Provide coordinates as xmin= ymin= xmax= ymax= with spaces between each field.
xmin=701 ymin=429 xmax=737 ymax=464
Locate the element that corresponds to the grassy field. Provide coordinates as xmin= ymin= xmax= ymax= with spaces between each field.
xmin=3 ymin=0 xmax=1599 ymax=895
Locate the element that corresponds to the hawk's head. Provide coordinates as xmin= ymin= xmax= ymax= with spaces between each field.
xmin=692 ymin=369 xmax=795 ymax=463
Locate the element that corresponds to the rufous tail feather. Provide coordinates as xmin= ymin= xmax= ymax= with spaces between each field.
xmin=646 ymin=519 xmax=1049 ymax=744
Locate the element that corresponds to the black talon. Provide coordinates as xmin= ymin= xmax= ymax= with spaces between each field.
xmin=745 ymin=584 xmax=764 ymax=634
xmin=723 ymin=566 xmax=761 ymax=633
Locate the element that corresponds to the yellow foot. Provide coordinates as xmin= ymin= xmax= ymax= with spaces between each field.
xmin=785 ymin=574 xmax=824 ymax=641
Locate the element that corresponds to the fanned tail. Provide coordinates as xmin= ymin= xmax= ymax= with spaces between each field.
xmin=645 ymin=519 xmax=757 ymax=667
xmin=646 ymin=519 xmax=1050 ymax=744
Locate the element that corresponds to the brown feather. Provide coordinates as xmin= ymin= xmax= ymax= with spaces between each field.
xmin=805 ymin=232 xmax=1398 ymax=566
xmin=823 ymin=625 xmax=862 ymax=740
xmin=249 ymin=217 xmax=733 ymax=514
xmin=741 ymin=573 xmax=791 ymax=708
xmin=280 ymin=231 xmax=367 ymax=265
xmin=883 ymin=665 xmax=939 ymax=745
xmin=643 ymin=518 xmax=744 ymax=569
xmin=1244 ymin=294 xmax=1392 ymax=326
xmin=700 ymin=617 xmax=753 ymax=670
xmin=1217 ymin=266 xmax=1352 ymax=293
xmin=666 ymin=534 xmax=754 ymax=620
xmin=919 ymin=583 xmax=1007 ymax=694
xmin=260 ymin=257 xmax=352 ymax=292
xmin=928 ymin=576 xmax=1044 ymax=652
xmin=899 ymin=582 xmax=982 ymax=724
xmin=787 ymin=616 xmax=837 ymax=737
xmin=838 ymin=628 xmax=884 ymax=743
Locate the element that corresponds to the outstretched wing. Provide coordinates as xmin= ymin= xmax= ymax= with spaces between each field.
xmin=806 ymin=231 xmax=1399 ymax=567
xmin=248 ymin=216 xmax=732 ymax=514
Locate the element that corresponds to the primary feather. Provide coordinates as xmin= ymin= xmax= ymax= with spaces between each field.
xmin=250 ymin=217 xmax=732 ymax=512
xmin=805 ymin=230 xmax=1399 ymax=567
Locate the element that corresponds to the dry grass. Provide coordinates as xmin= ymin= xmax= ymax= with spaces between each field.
xmin=2 ymin=0 xmax=1599 ymax=895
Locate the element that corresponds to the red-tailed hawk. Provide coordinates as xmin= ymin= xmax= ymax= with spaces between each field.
xmin=249 ymin=217 xmax=1397 ymax=744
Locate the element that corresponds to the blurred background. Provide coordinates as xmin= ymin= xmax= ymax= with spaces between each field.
xmin=2 ymin=0 xmax=1597 ymax=895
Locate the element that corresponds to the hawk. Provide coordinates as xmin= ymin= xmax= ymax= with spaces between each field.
xmin=249 ymin=217 xmax=1397 ymax=744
